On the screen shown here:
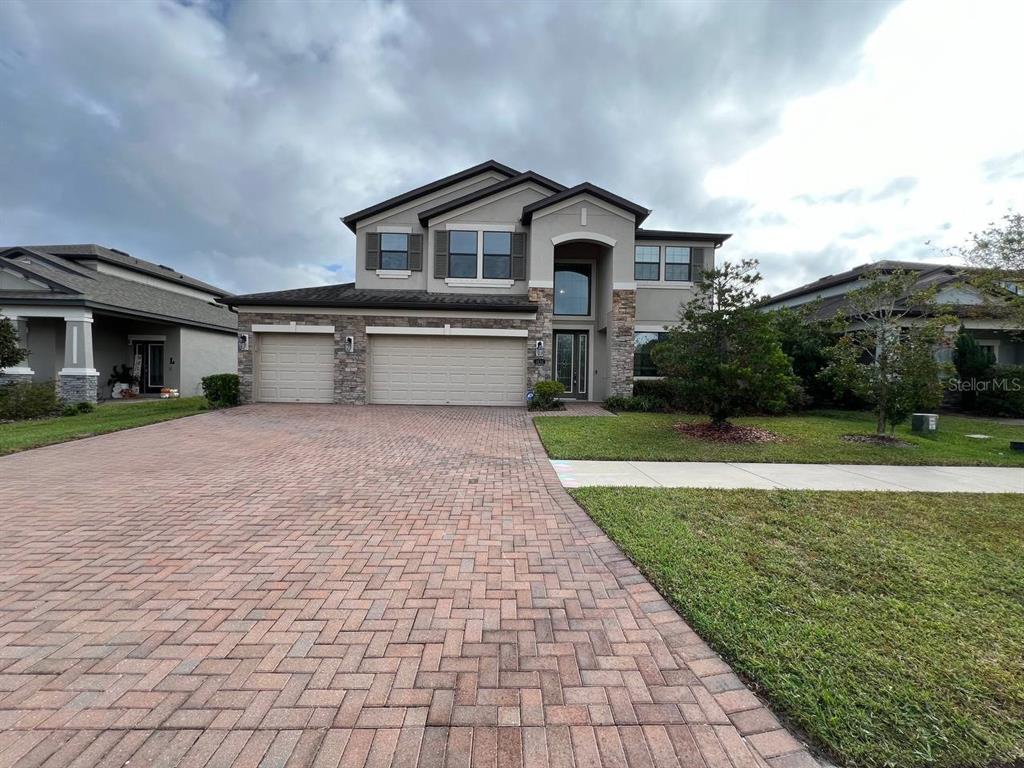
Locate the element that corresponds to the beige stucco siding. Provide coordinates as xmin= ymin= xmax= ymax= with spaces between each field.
xmin=178 ymin=326 xmax=237 ymax=396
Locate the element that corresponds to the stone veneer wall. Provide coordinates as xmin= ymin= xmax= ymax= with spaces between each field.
xmin=237 ymin=312 xmax=539 ymax=405
xmin=525 ymin=288 xmax=553 ymax=389
xmin=0 ymin=372 xmax=34 ymax=388
xmin=58 ymin=373 xmax=99 ymax=404
xmin=608 ymin=289 xmax=636 ymax=397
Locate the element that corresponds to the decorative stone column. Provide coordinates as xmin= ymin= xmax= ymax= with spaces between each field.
xmin=57 ymin=315 xmax=99 ymax=404
xmin=0 ymin=316 xmax=34 ymax=386
xmin=608 ymin=289 xmax=636 ymax=397
xmin=526 ymin=287 xmax=553 ymax=389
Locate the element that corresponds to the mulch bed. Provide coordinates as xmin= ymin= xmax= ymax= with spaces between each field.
xmin=841 ymin=433 xmax=912 ymax=448
xmin=674 ymin=422 xmax=783 ymax=444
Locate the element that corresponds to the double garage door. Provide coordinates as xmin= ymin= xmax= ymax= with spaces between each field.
xmin=255 ymin=332 xmax=525 ymax=406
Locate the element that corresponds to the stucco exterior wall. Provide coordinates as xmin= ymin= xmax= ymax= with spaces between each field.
xmin=178 ymin=327 xmax=236 ymax=396
xmin=24 ymin=317 xmax=61 ymax=382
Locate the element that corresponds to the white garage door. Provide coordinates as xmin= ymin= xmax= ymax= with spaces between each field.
xmin=256 ymin=333 xmax=335 ymax=403
xmin=370 ymin=335 xmax=525 ymax=406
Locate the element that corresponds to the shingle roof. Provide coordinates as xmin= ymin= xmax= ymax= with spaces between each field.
xmin=341 ymin=160 xmax=520 ymax=233
xmin=225 ymin=282 xmax=538 ymax=313
xmin=634 ymin=228 xmax=732 ymax=245
xmin=27 ymin=244 xmax=230 ymax=297
xmin=764 ymin=260 xmax=958 ymax=306
xmin=0 ymin=247 xmax=237 ymax=332
xmin=520 ymin=182 xmax=651 ymax=226
xmin=417 ymin=171 xmax=566 ymax=225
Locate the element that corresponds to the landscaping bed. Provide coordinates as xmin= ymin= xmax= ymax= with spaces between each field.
xmin=0 ymin=397 xmax=210 ymax=456
xmin=572 ymin=487 xmax=1024 ymax=768
xmin=535 ymin=410 xmax=1024 ymax=466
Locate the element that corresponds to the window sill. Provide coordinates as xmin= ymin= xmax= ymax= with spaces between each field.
xmin=376 ymin=269 xmax=412 ymax=279
xmin=444 ymin=278 xmax=515 ymax=288
xmin=636 ymin=281 xmax=695 ymax=289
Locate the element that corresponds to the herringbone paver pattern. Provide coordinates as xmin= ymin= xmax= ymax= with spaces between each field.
xmin=0 ymin=405 xmax=816 ymax=767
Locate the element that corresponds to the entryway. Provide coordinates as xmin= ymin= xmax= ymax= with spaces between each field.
xmin=130 ymin=340 xmax=165 ymax=394
xmin=553 ymin=330 xmax=589 ymax=399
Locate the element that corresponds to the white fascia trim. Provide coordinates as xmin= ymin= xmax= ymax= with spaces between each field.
xmin=58 ymin=367 xmax=100 ymax=376
xmin=376 ymin=225 xmax=412 ymax=233
xmin=376 ymin=269 xmax=412 ymax=279
xmin=1 ymin=366 xmax=34 ymax=375
xmin=444 ymin=222 xmax=517 ymax=232
xmin=528 ymin=280 xmax=554 ymax=289
xmin=431 ymin=184 xmax=550 ymax=227
xmin=366 ymin=325 xmax=528 ymax=338
xmin=612 ymin=282 xmax=637 ymax=290
xmin=252 ymin=323 xmax=335 ymax=334
xmin=445 ymin=278 xmax=515 ymax=288
xmin=533 ymin=194 xmax=636 ymax=223
xmin=0 ymin=307 xmax=92 ymax=321
xmin=359 ymin=172 xmax=507 ymax=229
xmin=552 ymin=231 xmax=617 ymax=247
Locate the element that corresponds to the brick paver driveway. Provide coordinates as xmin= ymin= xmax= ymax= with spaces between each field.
xmin=0 ymin=405 xmax=815 ymax=767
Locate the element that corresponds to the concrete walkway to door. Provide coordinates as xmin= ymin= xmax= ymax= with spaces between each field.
xmin=552 ymin=459 xmax=1024 ymax=492
xmin=0 ymin=405 xmax=817 ymax=767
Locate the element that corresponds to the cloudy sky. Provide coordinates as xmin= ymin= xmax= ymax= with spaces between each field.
xmin=2 ymin=0 xmax=1022 ymax=296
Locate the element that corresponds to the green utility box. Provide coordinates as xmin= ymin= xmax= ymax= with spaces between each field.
xmin=911 ymin=413 xmax=938 ymax=435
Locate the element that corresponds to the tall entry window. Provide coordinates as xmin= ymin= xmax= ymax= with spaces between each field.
xmin=554 ymin=264 xmax=591 ymax=316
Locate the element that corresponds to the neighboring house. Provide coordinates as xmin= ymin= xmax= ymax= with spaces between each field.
xmin=0 ymin=244 xmax=238 ymax=403
xmin=761 ymin=259 xmax=1024 ymax=364
xmin=224 ymin=160 xmax=730 ymax=405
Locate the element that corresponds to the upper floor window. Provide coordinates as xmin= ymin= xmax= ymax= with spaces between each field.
xmin=448 ymin=230 xmax=478 ymax=278
xmin=665 ymin=247 xmax=691 ymax=282
xmin=483 ymin=232 xmax=512 ymax=279
xmin=380 ymin=233 xmax=409 ymax=271
xmin=634 ymin=246 xmax=660 ymax=281
xmin=554 ymin=264 xmax=591 ymax=316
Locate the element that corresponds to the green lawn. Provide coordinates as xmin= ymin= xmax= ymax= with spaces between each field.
xmin=535 ymin=410 xmax=1024 ymax=465
xmin=573 ymin=488 xmax=1024 ymax=768
xmin=0 ymin=397 xmax=210 ymax=456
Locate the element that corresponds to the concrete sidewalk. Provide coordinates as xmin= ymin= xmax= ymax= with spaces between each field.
xmin=551 ymin=459 xmax=1024 ymax=492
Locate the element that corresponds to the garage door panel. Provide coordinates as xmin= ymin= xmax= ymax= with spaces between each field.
xmin=370 ymin=335 xmax=525 ymax=406
xmin=257 ymin=333 xmax=335 ymax=403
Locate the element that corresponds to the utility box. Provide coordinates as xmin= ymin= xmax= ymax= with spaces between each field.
xmin=911 ymin=413 xmax=938 ymax=435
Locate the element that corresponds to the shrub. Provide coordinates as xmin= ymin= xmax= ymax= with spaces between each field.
xmin=529 ymin=379 xmax=565 ymax=411
xmin=76 ymin=401 xmax=95 ymax=414
xmin=201 ymin=373 xmax=240 ymax=408
xmin=953 ymin=328 xmax=993 ymax=410
xmin=604 ymin=394 xmax=669 ymax=413
xmin=633 ymin=379 xmax=691 ymax=411
xmin=61 ymin=405 xmax=78 ymax=417
xmin=0 ymin=381 xmax=61 ymax=421
xmin=974 ymin=365 xmax=1024 ymax=417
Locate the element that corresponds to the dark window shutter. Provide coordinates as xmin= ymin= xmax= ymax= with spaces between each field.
xmin=434 ymin=230 xmax=448 ymax=279
xmin=365 ymin=232 xmax=380 ymax=270
xmin=408 ymin=233 xmax=423 ymax=271
xmin=691 ymin=247 xmax=705 ymax=283
xmin=511 ymin=232 xmax=526 ymax=280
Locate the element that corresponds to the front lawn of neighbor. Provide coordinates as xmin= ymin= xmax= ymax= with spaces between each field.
xmin=0 ymin=397 xmax=210 ymax=456
xmin=536 ymin=410 xmax=1024 ymax=465
xmin=574 ymin=488 xmax=1024 ymax=768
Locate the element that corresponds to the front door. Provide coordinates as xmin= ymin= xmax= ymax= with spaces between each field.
xmin=131 ymin=341 xmax=165 ymax=393
xmin=552 ymin=331 xmax=589 ymax=399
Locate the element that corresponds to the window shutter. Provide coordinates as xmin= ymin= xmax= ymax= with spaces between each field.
xmin=691 ymin=247 xmax=705 ymax=283
xmin=408 ymin=233 xmax=423 ymax=271
xmin=433 ymin=230 xmax=448 ymax=279
xmin=511 ymin=233 xmax=527 ymax=280
xmin=365 ymin=232 xmax=380 ymax=271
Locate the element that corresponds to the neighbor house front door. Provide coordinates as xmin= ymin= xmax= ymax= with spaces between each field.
xmin=552 ymin=330 xmax=588 ymax=399
xmin=131 ymin=341 xmax=165 ymax=394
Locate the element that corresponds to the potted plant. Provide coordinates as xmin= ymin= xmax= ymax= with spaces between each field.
xmin=107 ymin=364 xmax=138 ymax=399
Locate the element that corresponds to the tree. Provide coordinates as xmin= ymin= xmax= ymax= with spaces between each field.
xmin=822 ymin=267 xmax=953 ymax=435
xmin=949 ymin=210 xmax=1024 ymax=326
xmin=769 ymin=304 xmax=834 ymax=407
xmin=0 ymin=318 xmax=28 ymax=371
xmin=652 ymin=259 xmax=798 ymax=426
xmin=952 ymin=326 xmax=993 ymax=410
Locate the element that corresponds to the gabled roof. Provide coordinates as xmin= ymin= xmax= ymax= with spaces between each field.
xmin=417 ymin=171 xmax=566 ymax=226
xmin=765 ymin=260 xmax=957 ymax=305
xmin=635 ymin=228 xmax=732 ymax=246
xmin=520 ymin=182 xmax=651 ymax=226
xmin=341 ymin=160 xmax=519 ymax=233
xmin=0 ymin=247 xmax=237 ymax=332
xmin=26 ymin=244 xmax=229 ymax=297
xmin=224 ymin=282 xmax=537 ymax=313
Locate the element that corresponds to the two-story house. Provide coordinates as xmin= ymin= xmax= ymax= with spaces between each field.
xmin=225 ymin=161 xmax=730 ymax=405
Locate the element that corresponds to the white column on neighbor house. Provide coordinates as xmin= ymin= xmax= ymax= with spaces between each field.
xmin=0 ymin=315 xmax=33 ymax=376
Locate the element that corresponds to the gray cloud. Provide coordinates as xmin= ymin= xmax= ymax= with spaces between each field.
xmin=1 ymin=0 xmax=896 ymax=293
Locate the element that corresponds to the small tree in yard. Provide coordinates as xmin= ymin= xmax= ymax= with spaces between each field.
xmin=822 ymin=267 xmax=953 ymax=436
xmin=769 ymin=304 xmax=834 ymax=407
xmin=652 ymin=259 xmax=797 ymax=427
xmin=952 ymin=326 xmax=993 ymax=410
xmin=0 ymin=317 xmax=28 ymax=370
xmin=949 ymin=210 xmax=1024 ymax=326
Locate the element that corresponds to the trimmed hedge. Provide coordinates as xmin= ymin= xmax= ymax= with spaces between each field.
xmin=529 ymin=379 xmax=565 ymax=411
xmin=975 ymin=365 xmax=1024 ymax=417
xmin=201 ymin=373 xmax=240 ymax=408
xmin=0 ymin=381 xmax=62 ymax=421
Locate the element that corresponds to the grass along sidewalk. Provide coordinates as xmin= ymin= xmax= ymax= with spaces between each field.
xmin=0 ymin=397 xmax=210 ymax=456
xmin=572 ymin=488 xmax=1024 ymax=768
xmin=535 ymin=410 xmax=1024 ymax=466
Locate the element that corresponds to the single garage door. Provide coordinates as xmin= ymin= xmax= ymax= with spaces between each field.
xmin=370 ymin=335 xmax=525 ymax=406
xmin=256 ymin=333 xmax=335 ymax=403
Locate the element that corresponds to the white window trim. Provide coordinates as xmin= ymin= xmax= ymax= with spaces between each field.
xmin=445 ymin=278 xmax=515 ymax=288
xmin=366 ymin=325 xmax=527 ymax=338
xmin=252 ymin=323 xmax=335 ymax=334
xmin=375 ymin=224 xmax=412 ymax=233
xmin=442 ymin=226 xmax=515 ymax=284
xmin=376 ymin=269 xmax=412 ymax=279
xmin=551 ymin=231 xmax=616 ymax=247
xmin=637 ymin=282 xmax=695 ymax=290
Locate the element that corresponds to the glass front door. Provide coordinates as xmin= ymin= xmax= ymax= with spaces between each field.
xmin=131 ymin=341 xmax=165 ymax=393
xmin=552 ymin=331 xmax=589 ymax=399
